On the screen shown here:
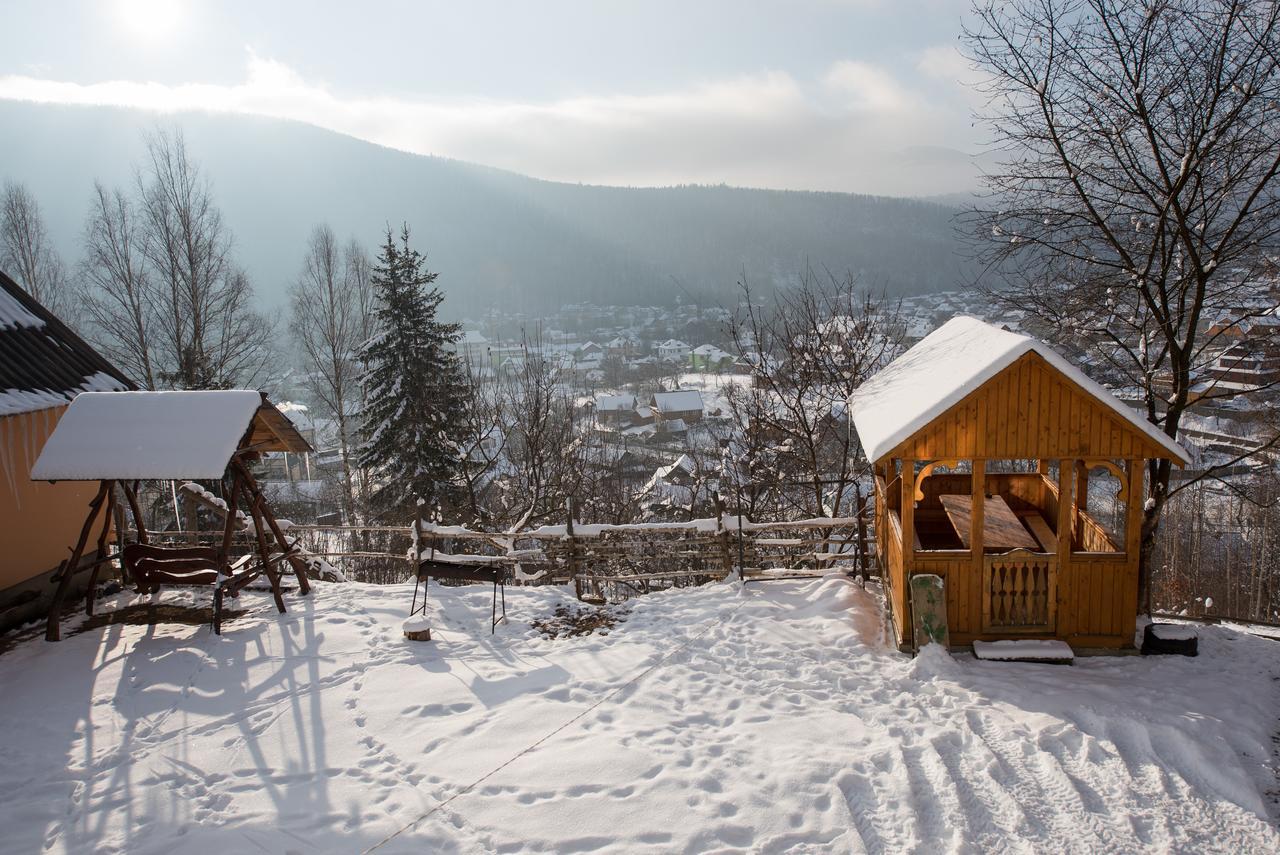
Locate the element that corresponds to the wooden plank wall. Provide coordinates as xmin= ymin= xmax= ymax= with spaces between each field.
xmin=887 ymin=352 xmax=1168 ymax=462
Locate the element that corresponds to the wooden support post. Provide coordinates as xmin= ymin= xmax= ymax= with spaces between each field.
xmin=971 ymin=459 xmax=985 ymax=560
xmin=566 ymin=498 xmax=581 ymax=600
xmin=123 ymin=480 xmax=148 ymax=544
xmin=1124 ymin=460 xmax=1143 ymax=558
xmin=184 ymin=490 xmax=199 ymax=545
xmin=236 ymin=477 xmax=287 ymax=614
xmin=219 ymin=470 xmax=242 ymax=563
xmin=1076 ymin=463 xmax=1090 ymax=514
xmin=85 ymin=481 xmax=118 ymax=617
xmin=111 ymin=485 xmax=129 ymax=585
xmin=1124 ymin=459 xmax=1145 ymax=627
xmin=1056 ymin=458 xmax=1074 ymax=558
xmin=46 ymin=480 xmax=111 ymax=641
xmin=713 ymin=492 xmax=734 ymax=578
xmin=237 ymin=462 xmax=311 ymax=594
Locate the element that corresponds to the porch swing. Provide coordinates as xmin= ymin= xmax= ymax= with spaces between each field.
xmin=31 ymin=390 xmax=314 ymax=640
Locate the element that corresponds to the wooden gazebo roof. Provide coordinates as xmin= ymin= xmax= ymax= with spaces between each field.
xmin=850 ymin=316 xmax=1189 ymax=465
xmin=31 ymin=390 xmax=311 ymax=482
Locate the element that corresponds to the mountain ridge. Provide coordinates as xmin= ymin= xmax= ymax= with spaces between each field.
xmin=0 ymin=100 xmax=975 ymax=316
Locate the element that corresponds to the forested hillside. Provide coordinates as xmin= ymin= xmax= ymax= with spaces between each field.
xmin=0 ymin=101 xmax=972 ymax=313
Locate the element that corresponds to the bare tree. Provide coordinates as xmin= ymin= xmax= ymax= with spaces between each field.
xmin=290 ymin=224 xmax=364 ymax=524
xmin=136 ymin=129 xmax=271 ymax=388
xmin=727 ymin=268 xmax=902 ymax=521
xmin=965 ymin=0 xmax=1280 ymax=608
xmin=79 ymin=181 xmax=157 ymax=388
xmin=1 ymin=180 xmax=71 ymax=319
xmin=491 ymin=331 xmax=586 ymax=530
xmin=344 ymin=237 xmax=376 ymax=506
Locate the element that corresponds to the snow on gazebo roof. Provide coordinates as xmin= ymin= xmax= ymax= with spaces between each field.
xmin=850 ymin=315 xmax=1188 ymax=464
xmin=31 ymin=390 xmax=310 ymax=482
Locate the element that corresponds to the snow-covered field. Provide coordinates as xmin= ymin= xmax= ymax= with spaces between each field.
xmin=1 ymin=576 xmax=1278 ymax=853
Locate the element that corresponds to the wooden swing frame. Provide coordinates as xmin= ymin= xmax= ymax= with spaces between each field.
xmin=41 ymin=393 xmax=313 ymax=641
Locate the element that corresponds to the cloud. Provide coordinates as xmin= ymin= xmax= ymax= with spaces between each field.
xmin=0 ymin=51 xmax=980 ymax=196
xmin=822 ymin=60 xmax=918 ymax=112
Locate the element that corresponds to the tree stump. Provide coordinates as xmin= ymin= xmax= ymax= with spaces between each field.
xmin=403 ymin=615 xmax=432 ymax=642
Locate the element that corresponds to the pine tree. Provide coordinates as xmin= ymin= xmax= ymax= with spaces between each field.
xmin=358 ymin=225 xmax=466 ymax=520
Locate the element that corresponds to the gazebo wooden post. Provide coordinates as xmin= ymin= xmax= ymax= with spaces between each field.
xmin=1076 ymin=462 xmax=1090 ymax=512
xmin=970 ymin=458 xmax=985 ymax=564
xmin=1125 ymin=459 xmax=1145 ymax=617
xmin=900 ymin=458 xmax=915 ymax=565
xmin=84 ymin=481 xmax=118 ymax=617
xmin=45 ymin=480 xmax=111 ymax=642
xmin=1056 ymin=458 xmax=1074 ymax=559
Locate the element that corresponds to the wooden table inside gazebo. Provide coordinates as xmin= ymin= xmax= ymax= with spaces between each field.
xmin=939 ymin=494 xmax=1039 ymax=552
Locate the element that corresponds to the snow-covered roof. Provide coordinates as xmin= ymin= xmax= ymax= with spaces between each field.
xmin=850 ymin=315 xmax=1188 ymax=464
xmin=32 ymin=390 xmax=272 ymax=481
xmin=595 ymin=393 xmax=636 ymax=412
xmin=0 ymin=269 xmax=133 ymax=416
xmin=652 ymin=389 xmax=704 ymax=413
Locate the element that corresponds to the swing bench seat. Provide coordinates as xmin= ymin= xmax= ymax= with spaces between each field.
xmin=121 ymin=543 xmax=299 ymax=634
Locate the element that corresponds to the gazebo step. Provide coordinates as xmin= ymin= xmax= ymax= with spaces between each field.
xmin=972 ymin=639 xmax=1074 ymax=664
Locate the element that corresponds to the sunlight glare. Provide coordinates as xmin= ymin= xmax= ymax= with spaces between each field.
xmin=113 ymin=0 xmax=185 ymax=43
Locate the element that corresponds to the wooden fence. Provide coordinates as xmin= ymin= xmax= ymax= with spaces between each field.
xmin=135 ymin=514 xmax=869 ymax=604
xmin=134 ymin=485 xmax=874 ymax=604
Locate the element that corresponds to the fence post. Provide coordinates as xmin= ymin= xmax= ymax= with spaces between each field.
xmin=714 ymin=492 xmax=733 ymax=578
xmin=412 ymin=511 xmax=422 ymax=566
xmin=566 ymin=498 xmax=582 ymax=600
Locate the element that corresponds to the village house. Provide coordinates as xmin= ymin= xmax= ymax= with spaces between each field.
xmin=656 ymin=339 xmax=691 ymax=363
xmin=690 ymin=344 xmax=734 ymax=372
xmin=594 ymin=393 xmax=638 ymax=427
xmin=0 ymin=270 xmax=133 ymax=630
xmin=650 ymin=389 xmax=704 ymax=429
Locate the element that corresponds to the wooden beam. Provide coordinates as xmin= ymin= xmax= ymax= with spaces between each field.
xmin=236 ymin=462 xmax=311 ymax=595
xmin=970 ymin=459 xmax=985 ymax=560
xmin=84 ymin=481 xmax=117 ymax=617
xmin=123 ymin=480 xmax=148 ymax=544
xmin=45 ymin=480 xmax=111 ymax=641
xmin=1057 ymin=458 xmax=1074 ymax=559
xmin=1125 ymin=460 xmax=1143 ymax=559
xmin=900 ymin=458 xmax=915 ymax=568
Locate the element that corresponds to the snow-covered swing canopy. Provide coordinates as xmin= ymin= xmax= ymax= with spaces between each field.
xmin=851 ymin=316 xmax=1188 ymax=652
xmin=31 ymin=390 xmax=314 ymax=641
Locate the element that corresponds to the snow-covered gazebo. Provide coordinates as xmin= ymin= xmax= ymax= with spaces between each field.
xmin=31 ymin=390 xmax=314 ymax=640
xmin=851 ymin=316 xmax=1188 ymax=652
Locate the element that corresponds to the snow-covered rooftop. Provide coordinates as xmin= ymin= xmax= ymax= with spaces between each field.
xmin=850 ymin=315 xmax=1189 ymax=464
xmin=31 ymin=390 xmax=264 ymax=481
xmin=595 ymin=393 xmax=636 ymax=412
xmin=652 ymin=389 xmax=703 ymax=413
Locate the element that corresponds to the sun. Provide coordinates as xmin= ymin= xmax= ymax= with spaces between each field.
xmin=113 ymin=0 xmax=186 ymax=43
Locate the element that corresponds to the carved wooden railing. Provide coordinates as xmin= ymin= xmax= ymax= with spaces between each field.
xmin=982 ymin=548 xmax=1058 ymax=633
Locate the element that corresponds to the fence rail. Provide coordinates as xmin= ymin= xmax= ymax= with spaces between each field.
xmin=131 ymin=503 xmax=874 ymax=602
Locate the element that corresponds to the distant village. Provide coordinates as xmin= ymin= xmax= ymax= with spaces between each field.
xmin=263 ymin=284 xmax=1280 ymax=525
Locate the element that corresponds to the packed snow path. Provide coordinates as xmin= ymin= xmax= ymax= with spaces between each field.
xmin=0 ymin=578 xmax=1277 ymax=853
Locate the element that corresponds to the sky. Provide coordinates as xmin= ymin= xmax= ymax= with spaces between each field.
xmin=0 ymin=0 xmax=986 ymax=197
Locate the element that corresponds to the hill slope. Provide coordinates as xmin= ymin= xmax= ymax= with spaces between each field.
xmin=0 ymin=101 xmax=973 ymax=314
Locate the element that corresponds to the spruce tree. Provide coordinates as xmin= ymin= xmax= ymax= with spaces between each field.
xmin=358 ymin=225 xmax=466 ymax=520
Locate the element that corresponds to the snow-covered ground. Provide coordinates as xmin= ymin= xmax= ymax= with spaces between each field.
xmin=1 ymin=576 xmax=1278 ymax=853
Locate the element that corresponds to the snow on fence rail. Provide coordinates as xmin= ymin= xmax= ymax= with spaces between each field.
xmin=130 ymin=506 xmax=873 ymax=598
